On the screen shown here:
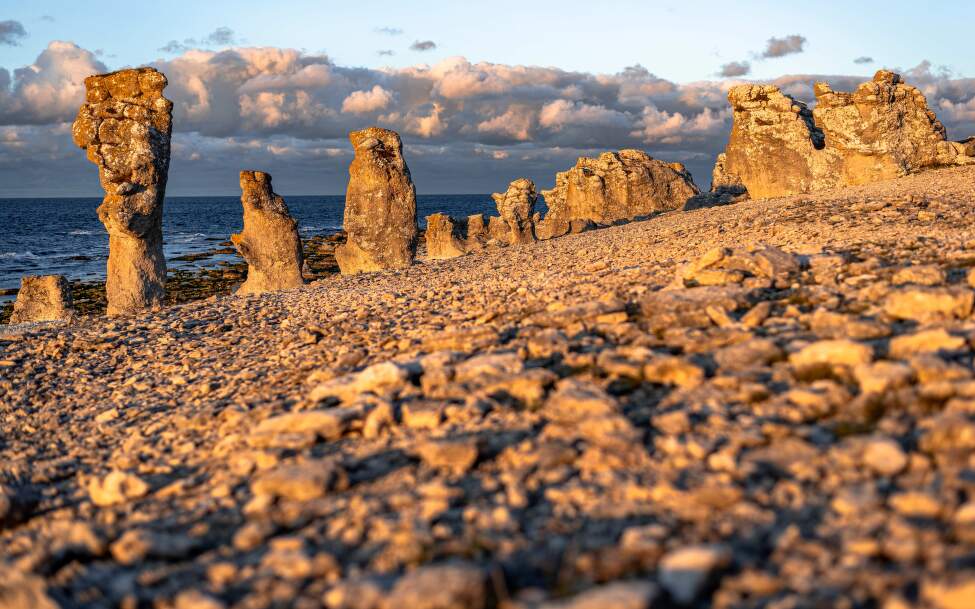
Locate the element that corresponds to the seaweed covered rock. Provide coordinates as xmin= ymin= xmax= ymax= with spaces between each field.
xmin=335 ymin=127 xmax=418 ymax=274
xmin=231 ymin=171 xmax=304 ymax=295
xmin=72 ymin=68 xmax=173 ymax=316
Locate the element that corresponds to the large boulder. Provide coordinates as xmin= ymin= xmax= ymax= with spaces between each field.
xmin=491 ymin=178 xmax=537 ymax=244
xmin=715 ymin=70 xmax=975 ymax=199
xmin=231 ymin=171 xmax=304 ymax=294
xmin=9 ymin=275 xmax=73 ymax=324
xmin=335 ymin=127 xmax=418 ymax=274
xmin=539 ymin=150 xmax=700 ymax=239
xmin=72 ymin=68 xmax=173 ymax=316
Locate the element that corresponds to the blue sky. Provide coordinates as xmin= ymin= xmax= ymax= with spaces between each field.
xmin=4 ymin=0 xmax=972 ymax=83
xmin=1 ymin=1 xmax=974 ymax=196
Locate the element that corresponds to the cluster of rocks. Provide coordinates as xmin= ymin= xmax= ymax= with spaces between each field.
xmin=2 ymin=166 xmax=975 ymax=608
xmin=714 ymin=70 xmax=975 ymax=199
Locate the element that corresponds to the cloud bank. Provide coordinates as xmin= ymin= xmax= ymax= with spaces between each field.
xmin=1 ymin=41 xmax=974 ymax=195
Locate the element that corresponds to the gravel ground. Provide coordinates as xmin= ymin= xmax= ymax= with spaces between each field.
xmin=3 ymin=166 xmax=975 ymax=608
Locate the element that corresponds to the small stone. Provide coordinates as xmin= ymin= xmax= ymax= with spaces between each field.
xmin=88 ymin=471 xmax=149 ymax=507
xmin=659 ymin=544 xmax=731 ymax=604
xmin=854 ymin=361 xmax=913 ymax=394
xmin=0 ymin=568 xmax=59 ymax=609
xmin=892 ymin=264 xmax=945 ymax=286
xmin=383 ymin=563 xmax=486 ymax=609
xmin=251 ymin=460 xmax=346 ymax=502
xmin=888 ymin=328 xmax=966 ymax=359
xmin=416 ymin=438 xmax=479 ymax=475
xmin=174 ymin=590 xmax=226 ymax=609
xmin=922 ymin=577 xmax=975 ymax=609
xmin=643 ymin=356 xmax=704 ymax=388
xmin=539 ymin=582 xmax=658 ymax=609
xmin=862 ymin=437 xmax=909 ymax=476
xmin=790 ymin=340 xmax=873 ymax=371
xmin=883 ymin=287 xmax=973 ymax=322
xmin=308 ymin=361 xmax=410 ymax=404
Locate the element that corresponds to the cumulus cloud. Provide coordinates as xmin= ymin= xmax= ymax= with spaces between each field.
xmin=3 ymin=41 xmax=975 ymax=195
xmin=761 ymin=34 xmax=806 ymax=59
xmin=410 ymin=40 xmax=437 ymax=52
xmin=341 ymin=85 xmax=394 ymax=114
xmin=854 ymin=56 xmax=874 ymax=65
xmin=0 ymin=20 xmax=27 ymax=46
xmin=718 ymin=61 xmax=750 ymax=77
xmin=375 ymin=27 xmax=403 ymax=36
xmin=205 ymin=27 xmax=236 ymax=46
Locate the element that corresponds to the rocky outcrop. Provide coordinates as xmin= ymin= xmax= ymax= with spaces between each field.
xmin=491 ymin=178 xmax=537 ymax=244
xmin=335 ymin=127 xmax=418 ymax=274
xmin=715 ymin=70 xmax=975 ymax=199
xmin=9 ymin=275 xmax=73 ymax=324
xmin=231 ymin=171 xmax=304 ymax=295
xmin=72 ymin=68 xmax=173 ymax=316
xmin=538 ymin=150 xmax=700 ymax=239
xmin=425 ymin=213 xmax=468 ymax=260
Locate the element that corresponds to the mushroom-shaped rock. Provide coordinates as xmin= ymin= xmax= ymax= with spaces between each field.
xmin=335 ymin=127 xmax=418 ymax=274
xmin=425 ymin=213 xmax=468 ymax=260
xmin=9 ymin=275 xmax=74 ymax=324
xmin=538 ymin=150 xmax=699 ymax=239
xmin=491 ymin=178 xmax=537 ymax=244
xmin=231 ymin=171 xmax=304 ymax=295
xmin=72 ymin=68 xmax=173 ymax=316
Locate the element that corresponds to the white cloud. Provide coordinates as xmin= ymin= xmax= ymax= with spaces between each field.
xmin=341 ymin=85 xmax=394 ymax=114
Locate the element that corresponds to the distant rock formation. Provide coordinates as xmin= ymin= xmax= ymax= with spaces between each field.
xmin=491 ymin=178 xmax=537 ymax=244
xmin=425 ymin=213 xmax=468 ymax=260
xmin=335 ymin=127 xmax=418 ymax=274
xmin=231 ymin=171 xmax=304 ymax=294
xmin=72 ymin=68 xmax=173 ymax=316
xmin=538 ymin=150 xmax=700 ymax=239
xmin=9 ymin=275 xmax=74 ymax=324
xmin=714 ymin=70 xmax=975 ymax=199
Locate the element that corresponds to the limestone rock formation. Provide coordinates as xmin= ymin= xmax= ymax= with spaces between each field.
xmin=715 ymin=70 xmax=975 ymax=199
xmin=231 ymin=171 xmax=304 ymax=294
xmin=465 ymin=214 xmax=488 ymax=251
xmin=335 ymin=127 xmax=418 ymax=274
xmin=425 ymin=213 xmax=468 ymax=260
xmin=491 ymin=178 xmax=537 ymax=244
xmin=72 ymin=68 xmax=173 ymax=316
xmin=538 ymin=150 xmax=700 ymax=239
xmin=9 ymin=275 xmax=73 ymax=324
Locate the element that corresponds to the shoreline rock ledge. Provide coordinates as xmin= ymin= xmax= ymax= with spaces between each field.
xmin=231 ymin=170 xmax=305 ymax=295
xmin=72 ymin=67 xmax=173 ymax=316
xmin=335 ymin=127 xmax=418 ymax=275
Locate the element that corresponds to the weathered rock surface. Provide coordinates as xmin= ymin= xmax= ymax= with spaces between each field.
xmin=2 ymin=166 xmax=975 ymax=608
xmin=9 ymin=275 xmax=73 ymax=324
xmin=491 ymin=178 xmax=537 ymax=244
xmin=538 ymin=150 xmax=700 ymax=238
xmin=715 ymin=70 xmax=975 ymax=199
xmin=335 ymin=127 xmax=418 ymax=274
xmin=425 ymin=213 xmax=468 ymax=260
xmin=72 ymin=68 xmax=173 ymax=316
xmin=231 ymin=171 xmax=304 ymax=294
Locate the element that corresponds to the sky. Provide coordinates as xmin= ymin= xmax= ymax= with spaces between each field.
xmin=1 ymin=0 xmax=974 ymax=196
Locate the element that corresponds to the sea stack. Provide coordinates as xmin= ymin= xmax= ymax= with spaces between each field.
xmin=231 ymin=171 xmax=305 ymax=294
xmin=537 ymin=150 xmax=699 ymax=239
xmin=714 ymin=70 xmax=975 ymax=199
xmin=425 ymin=213 xmax=468 ymax=260
xmin=335 ymin=127 xmax=418 ymax=274
xmin=9 ymin=275 xmax=74 ymax=324
xmin=71 ymin=68 xmax=173 ymax=316
xmin=491 ymin=178 xmax=537 ymax=244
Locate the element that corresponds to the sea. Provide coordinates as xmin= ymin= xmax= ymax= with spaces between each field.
xmin=0 ymin=195 xmax=501 ymax=302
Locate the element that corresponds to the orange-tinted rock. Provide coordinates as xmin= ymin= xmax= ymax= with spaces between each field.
xmin=9 ymin=275 xmax=73 ymax=324
xmin=72 ymin=67 xmax=173 ymax=316
xmin=539 ymin=150 xmax=699 ymax=239
xmin=491 ymin=178 xmax=537 ymax=244
xmin=231 ymin=171 xmax=304 ymax=295
xmin=425 ymin=213 xmax=468 ymax=260
xmin=716 ymin=70 xmax=975 ymax=199
xmin=335 ymin=127 xmax=418 ymax=274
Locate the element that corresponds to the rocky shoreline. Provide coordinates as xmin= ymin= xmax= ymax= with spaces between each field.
xmin=2 ymin=166 xmax=975 ymax=608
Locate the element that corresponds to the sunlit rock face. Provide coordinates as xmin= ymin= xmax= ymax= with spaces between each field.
xmin=491 ymin=178 xmax=537 ymax=245
xmin=425 ymin=213 xmax=468 ymax=260
xmin=538 ymin=150 xmax=700 ymax=239
xmin=72 ymin=68 xmax=173 ymax=316
xmin=715 ymin=70 xmax=975 ymax=199
xmin=231 ymin=171 xmax=305 ymax=295
xmin=9 ymin=275 xmax=74 ymax=324
xmin=335 ymin=127 xmax=418 ymax=275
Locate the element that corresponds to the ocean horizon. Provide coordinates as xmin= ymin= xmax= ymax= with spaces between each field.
xmin=0 ymin=194 xmax=509 ymax=300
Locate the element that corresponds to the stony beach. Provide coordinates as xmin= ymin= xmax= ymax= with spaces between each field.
xmin=3 ymin=165 xmax=975 ymax=608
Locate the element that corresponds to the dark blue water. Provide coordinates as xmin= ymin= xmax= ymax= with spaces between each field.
xmin=0 ymin=195 xmax=498 ymax=300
